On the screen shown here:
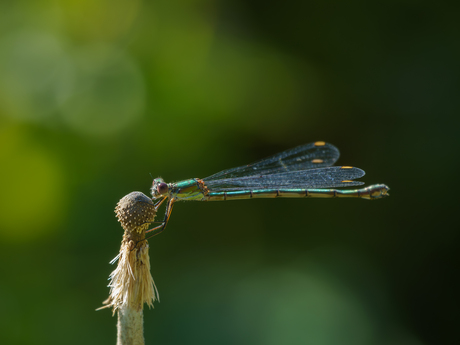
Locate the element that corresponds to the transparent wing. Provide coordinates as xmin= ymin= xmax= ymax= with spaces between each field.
xmin=204 ymin=166 xmax=365 ymax=191
xmin=204 ymin=142 xmax=340 ymax=181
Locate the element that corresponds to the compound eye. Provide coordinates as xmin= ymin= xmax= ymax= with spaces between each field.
xmin=157 ymin=182 xmax=169 ymax=195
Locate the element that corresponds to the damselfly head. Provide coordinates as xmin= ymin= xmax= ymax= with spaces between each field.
xmin=151 ymin=177 xmax=169 ymax=198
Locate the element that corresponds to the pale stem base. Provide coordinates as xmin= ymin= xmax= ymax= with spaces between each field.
xmin=117 ymin=306 xmax=145 ymax=345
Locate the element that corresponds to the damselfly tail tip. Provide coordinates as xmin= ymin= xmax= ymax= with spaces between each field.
xmin=370 ymin=184 xmax=390 ymax=199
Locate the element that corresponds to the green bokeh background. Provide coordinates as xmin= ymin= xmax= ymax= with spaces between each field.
xmin=1 ymin=1 xmax=458 ymax=344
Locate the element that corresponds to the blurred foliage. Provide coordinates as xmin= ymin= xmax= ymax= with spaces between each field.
xmin=0 ymin=0 xmax=458 ymax=344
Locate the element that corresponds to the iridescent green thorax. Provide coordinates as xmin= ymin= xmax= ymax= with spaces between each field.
xmin=170 ymin=179 xmax=207 ymax=201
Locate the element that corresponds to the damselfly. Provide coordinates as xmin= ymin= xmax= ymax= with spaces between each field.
xmin=146 ymin=141 xmax=389 ymax=238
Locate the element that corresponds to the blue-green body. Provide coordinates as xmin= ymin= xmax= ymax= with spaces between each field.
xmin=168 ymin=178 xmax=389 ymax=201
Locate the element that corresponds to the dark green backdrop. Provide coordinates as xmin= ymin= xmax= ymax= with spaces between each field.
xmin=0 ymin=1 xmax=458 ymax=344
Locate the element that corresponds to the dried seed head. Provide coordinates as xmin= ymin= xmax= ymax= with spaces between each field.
xmin=98 ymin=191 xmax=159 ymax=314
xmin=115 ymin=192 xmax=156 ymax=232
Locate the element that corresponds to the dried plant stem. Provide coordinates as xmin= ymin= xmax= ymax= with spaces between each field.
xmin=117 ymin=305 xmax=144 ymax=345
xmin=98 ymin=192 xmax=160 ymax=345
